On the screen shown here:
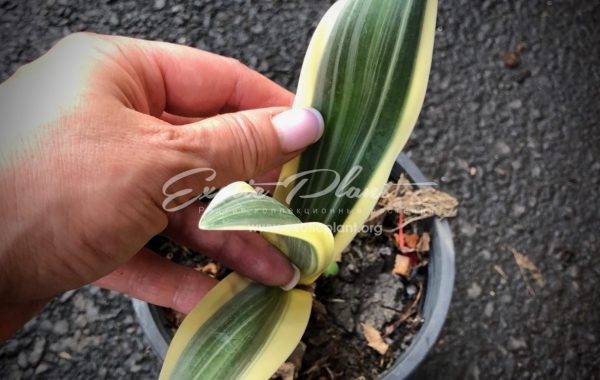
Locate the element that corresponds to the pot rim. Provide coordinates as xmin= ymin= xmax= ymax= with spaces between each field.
xmin=380 ymin=154 xmax=455 ymax=379
xmin=132 ymin=153 xmax=455 ymax=380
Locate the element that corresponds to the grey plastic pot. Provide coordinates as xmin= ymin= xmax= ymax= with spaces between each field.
xmin=132 ymin=153 xmax=455 ymax=380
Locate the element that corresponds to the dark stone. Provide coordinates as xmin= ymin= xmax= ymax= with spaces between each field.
xmin=358 ymin=273 xmax=404 ymax=331
xmin=29 ymin=337 xmax=46 ymax=366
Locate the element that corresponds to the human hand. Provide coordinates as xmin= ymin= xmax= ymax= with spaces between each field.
xmin=0 ymin=33 xmax=324 ymax=339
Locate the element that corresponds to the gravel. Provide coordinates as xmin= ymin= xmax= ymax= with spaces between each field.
xmin=0 ymin=287 xmax=160 ymax=379
xmin=1 ymin=0 xmax=599 ymax=379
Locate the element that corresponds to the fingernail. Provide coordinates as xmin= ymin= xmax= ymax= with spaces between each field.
xmin=272 ymin=107 xmax=324 ymax=153
xmin=280 ymin=264 xmax=301 ymax=291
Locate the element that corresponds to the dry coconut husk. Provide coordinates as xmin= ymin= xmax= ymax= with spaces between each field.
xmin=367 ymin=175 xmax=458 ymax=229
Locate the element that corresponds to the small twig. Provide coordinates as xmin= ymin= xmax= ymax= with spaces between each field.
xmin=505 ymin=244 xmax=536 ymax=297
xmin=301 ymin=357 xmax=329 ymax=376
xmin=398 ymin=213 xmax=404 ymax=249
xmin=380 ymin=305 xmax=404 ymax=313
xmin=402 ymin=214 xmax=435 ymax=228
xmin=494 ymin=264 xmax=508 ymax=280
xmin=324 ymin=366 xmax=335 ymax=380
xmin=383 ymin=283 xmax=423 ymax=338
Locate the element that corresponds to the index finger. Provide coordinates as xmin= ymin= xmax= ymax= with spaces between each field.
xmin=125 ymin=36 xmax=294 ymax=117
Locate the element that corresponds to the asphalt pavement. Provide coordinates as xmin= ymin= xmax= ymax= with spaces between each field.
xmin=0 ymin=0 xmax=599 ymax=379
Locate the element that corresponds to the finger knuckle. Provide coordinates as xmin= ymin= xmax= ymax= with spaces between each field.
xmin=225 ymin=57 xmax=245 ymax=71
xmin=150 ymin=124 xmax=184 ymax=147
xmin=222 ymin=113 xmax=268 ymax=177
xmin=144 ymin=123 xmax=195 ymax=171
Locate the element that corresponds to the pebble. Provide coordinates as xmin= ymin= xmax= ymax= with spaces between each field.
xmin=17 ymin=352 xmax=28 ymax=369
xmin=379 ymin=246 xmax=392 ymax=256
xmin=74 ymin=314 xmax=88 ymax=328
xmin=484 ymin=301 xmax=494 ymax=317
xmin=566 ymin=265 xmax=579 ymax=278
xmin=510 ymin=160 xmax=522 ymax=171
xmin=480 ymin=249 xmax=492 ymax=260
xmin=250 ymin=23 xmax=264 ymax=34
xmin=494 ymin=141 xmax=511 ymax=156
xmin=406 ymin=284 xmax=418 ymax=297
xmin=59 ymin=290 xmax=76 ymax=303
xmin=29 ymin=337 xmax=46 ymax=366
xmin=123 ymin=315 xmax=134 ymax=325
xmin=35 ymin=363 xmax=49 ymax=375
xmin=85 ymin=302 xmax=100 ymax=320
xmin=467 ymin=282 xmax=482 ymax=298
xmin=58 ymin=351 xmax=72 ymax=360
xmin=108 ymin=14 xmax=119 ymax=26
xmin=153 ymin=0 xmax=166 ymax=10
xmin=512 ymin=204 xmax=526 ymax=217
xmin=98 ymin=367 xmax=108 ymax=378
xmin=586 ymin=333 xmax=597 ymax=343
xmin=72 ymin=294 xmax=86 ymax=310
xmin=53 ymin=320 xmax=70 ymax=335
xmin=508 ymin=99 xmax=523 ymax=109
xmin=39 ymin=319 xmax=53 ymax=332
xmin=508 ymin=336 xmax=528 ymax=351
xmin=460 ymin=221 xmax=477 ymax=237
xmin=173 ymin=15 xmax=185 ymax=26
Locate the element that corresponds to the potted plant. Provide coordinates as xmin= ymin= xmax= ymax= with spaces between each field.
xmin=134 ymin=153 xmax=455 ymax=379
xmin=134 ymin=0 xmax=454 ymax=378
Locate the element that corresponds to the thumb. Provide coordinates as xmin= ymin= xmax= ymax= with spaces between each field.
xmin=183 ymin=107 xmax=324 ymax=186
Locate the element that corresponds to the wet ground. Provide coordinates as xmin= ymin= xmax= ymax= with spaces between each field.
xmin=0 ymin=0 xmax=599 ymax=379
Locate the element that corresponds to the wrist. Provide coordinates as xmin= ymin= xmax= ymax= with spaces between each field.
xmin=0 ymin=178 xmax=50 ymax=332
xmin=0 ymin=166 xmax=53 ymax=302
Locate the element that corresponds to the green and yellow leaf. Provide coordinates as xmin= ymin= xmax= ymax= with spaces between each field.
xmin=275 ymin=0 xmax=438 ymax=259
xmin=160 ymin=273 xmax=312 ymax=380
xmin=199 ymin=181 xmax=335 ymax=284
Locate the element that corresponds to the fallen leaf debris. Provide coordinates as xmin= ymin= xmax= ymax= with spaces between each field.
xmin=506 ymin=244 xmax=545 ymax=296
xmin=362 ymin=322 xmax=389 ymax=355
xmin=367 ymin=176 xmax=459 ymax=228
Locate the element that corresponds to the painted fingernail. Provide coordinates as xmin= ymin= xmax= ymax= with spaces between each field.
xmin=280 ymin=264 xmax=301 ymax=291
xmin=272 ymin=107 xmax=325 ymax=153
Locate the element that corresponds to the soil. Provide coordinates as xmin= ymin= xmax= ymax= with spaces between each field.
xmin=151 ymin=206 xmax=430 ymax=380
xmin=293 ymin=215 xmax=429 ymax=380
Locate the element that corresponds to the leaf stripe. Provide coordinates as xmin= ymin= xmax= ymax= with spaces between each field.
xmin=168 ymin=283 xmax=285 ymax=380
xmin=327 ymin=0 xmax=416 ymax=220
xmin=160 ymin=274 xmax=313 ymax=380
